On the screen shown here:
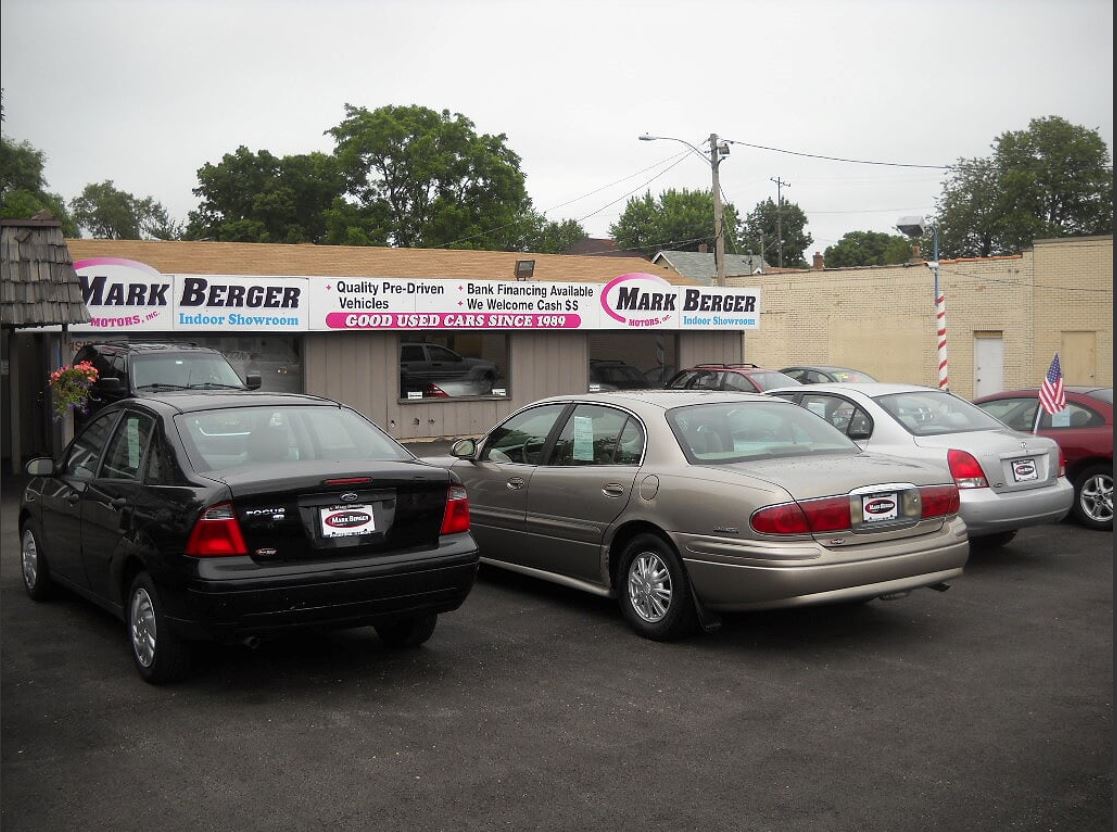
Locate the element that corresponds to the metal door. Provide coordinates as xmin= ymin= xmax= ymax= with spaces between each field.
xmin=974 ymin=332 xmax=1004 ymax=398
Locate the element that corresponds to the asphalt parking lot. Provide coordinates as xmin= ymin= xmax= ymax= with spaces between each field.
xmin=1 ymin=484 xmax=1111 ymax=832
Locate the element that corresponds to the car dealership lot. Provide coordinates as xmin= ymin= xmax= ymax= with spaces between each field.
xmin=1 ymin=487 xmax=1110 ymax=831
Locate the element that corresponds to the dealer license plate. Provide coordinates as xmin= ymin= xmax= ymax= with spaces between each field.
xmin=861 ymin=492 xmax=899 ymax=523
xmin=319 ymin=504 xmax=376 ymax=537
xmin=1011 ymin=457 xmax=1039 ymax=482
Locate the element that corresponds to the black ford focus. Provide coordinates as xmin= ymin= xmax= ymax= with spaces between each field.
xmin=18 ymin=392 xmax=479 ymax=684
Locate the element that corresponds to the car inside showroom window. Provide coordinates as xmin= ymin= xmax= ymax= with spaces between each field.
xmin=399 ymin=334 xmax=509 ymax=400
xmin=588 ymin=332 xmax=677 ymax=391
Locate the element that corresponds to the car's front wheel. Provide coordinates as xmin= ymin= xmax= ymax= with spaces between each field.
xmin=618 ymin=534 xmax=697 ymax=641
xmin=375 ymin=613 xmax=438 ymax=648
xmin=20 ymin=527 xmax=52 ymax=601
xmin=128 ymin=573 xmax=191 ymax=684
xmin=1072 ymin=464 xmax=1113 ymax=531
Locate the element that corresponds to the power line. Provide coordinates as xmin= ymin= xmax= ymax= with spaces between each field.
xmin=724 ymin=137 xmax=952 ymax=170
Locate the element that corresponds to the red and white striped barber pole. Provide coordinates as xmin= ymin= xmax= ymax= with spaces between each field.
xmin=935 ymin=291 xmax=949 ymax=390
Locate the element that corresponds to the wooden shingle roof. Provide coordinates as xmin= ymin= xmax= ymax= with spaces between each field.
xmin=66 ymin=239 xmax=695 ymax=284
xmin=1 ymin=219 xmax=91 ymax=328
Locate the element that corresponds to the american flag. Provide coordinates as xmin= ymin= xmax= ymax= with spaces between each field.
xmin=1039 ymin=353 xmax=1066 ymax=415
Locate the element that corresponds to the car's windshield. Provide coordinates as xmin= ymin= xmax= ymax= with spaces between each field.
xmin=875 ymin=390 xmax=1004 ymax=436
xmin=132 ymin=354 xmax=244 ymax=390
xmin=1087 ymin=388 xmax=1113 ymax=404
xmin=176 ymin=405 xmax=411 ymax=472
xmin=667 ymin=401 xmax=858 ymax=463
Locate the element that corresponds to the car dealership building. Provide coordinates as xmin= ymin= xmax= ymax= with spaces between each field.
xmin=2 ymin=239 xmax=753 ymax=469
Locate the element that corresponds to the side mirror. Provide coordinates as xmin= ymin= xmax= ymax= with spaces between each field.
xmin=450 ymin=438 xmax=478 ymax=459
xmin=95 ymin=377 xmax=125 ymax=395
xmin=25 ymin=457 xmax=55 ymax=477
xmin=848 ymin=427 xmax=872 ymax=441
xmin=245 ymin=373 xmax=262 ymax=390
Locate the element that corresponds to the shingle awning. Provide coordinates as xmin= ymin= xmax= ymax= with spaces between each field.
xmin=1 ymin=217 xmax=91 ymax=328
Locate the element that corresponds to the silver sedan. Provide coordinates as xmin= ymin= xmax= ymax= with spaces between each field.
xmin=768 ymin=383 xmax=1074 ymax=546
xmin=425 ymin=390 xmax=969 ymax=640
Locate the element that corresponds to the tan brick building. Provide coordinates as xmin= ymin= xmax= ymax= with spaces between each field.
xmin=732 ymin=236 xmax=1113 ymax=399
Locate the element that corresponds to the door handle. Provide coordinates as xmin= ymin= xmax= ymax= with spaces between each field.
xmin=602 ymin=483 xmax=625 ymax=497
xmin=507 ymin=477 xmax=525 ymax=490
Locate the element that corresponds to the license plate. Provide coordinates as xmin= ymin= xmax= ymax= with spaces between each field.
xmin=862 ymin=492 xmax=899 ymax=523
xmin=320 ymin=504 xmax=376 ymax=537
xmin=1011 ymin=457 xmax=1039 ymax=482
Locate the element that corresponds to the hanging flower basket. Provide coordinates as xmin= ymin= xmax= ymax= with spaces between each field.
xmin=49 ymin=361 xmax=99 ymax=421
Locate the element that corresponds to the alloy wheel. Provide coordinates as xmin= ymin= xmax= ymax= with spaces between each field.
xmin=627 ymin=551 xmax=673 ymax=623
xmin=1080 ymin=473 xmax=1114 ymax=524
xmin=21 ymin=530 xmax=38 ymax=590
xmin=130 ymin=588 xmax=158 ymax=668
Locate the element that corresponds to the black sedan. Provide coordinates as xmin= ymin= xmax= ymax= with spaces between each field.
xmin=18 ymin=392 xmax=479 ymax=683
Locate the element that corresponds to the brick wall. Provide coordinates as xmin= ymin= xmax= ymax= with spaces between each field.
xmin=731 ymin=236 xmax=1112 ymax=398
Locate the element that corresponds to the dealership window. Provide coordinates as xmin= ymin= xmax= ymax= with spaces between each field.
xmin=399 ymin=334 xmax=509 ymax=400
xmin=69 ymin=334 xmax=304 ymax=394
xmin=588 ymin=332 xmax=677 ymax=391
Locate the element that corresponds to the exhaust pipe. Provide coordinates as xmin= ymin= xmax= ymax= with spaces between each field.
xmin=242 ymin=635 xmax=261 ymax=649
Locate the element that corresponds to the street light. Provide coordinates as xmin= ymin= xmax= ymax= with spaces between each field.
xmin=639 ymin=133 xmax=730 ymax=286
xmin=897 ymin=215 xmax=949 ymax=391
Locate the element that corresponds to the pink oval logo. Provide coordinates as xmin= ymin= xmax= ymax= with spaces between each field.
xmin=600 ymin=272 xmax=676 ymax=327
xmin=325 ymin=511 xmax=371 ymax=528
xmin=865 ymin=498 xmax=896 ymax=515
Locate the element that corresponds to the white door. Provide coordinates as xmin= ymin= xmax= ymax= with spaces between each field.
xmin=973 ymin=333 xmax=1004 ymax=398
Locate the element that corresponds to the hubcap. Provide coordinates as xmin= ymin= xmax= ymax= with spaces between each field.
xmin=627 ymin=552 xmax=673 ymax=623
xmin=130 ymin=588 xmax=157 ymax=668
xmin=21 ymin=530 xmax=37 ymax=589
xmin=1080 ymin=473 xmax=1114 ymax=523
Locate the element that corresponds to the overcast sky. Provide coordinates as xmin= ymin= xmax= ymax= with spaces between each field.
xmin=2 ymin=0 xmax=1112 ymax=261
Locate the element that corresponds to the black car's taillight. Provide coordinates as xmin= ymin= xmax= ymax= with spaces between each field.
xmin=185 ymin=502 xmax=247 ymax=557
xmin=440 ymin=485 xmax=470 ymax=535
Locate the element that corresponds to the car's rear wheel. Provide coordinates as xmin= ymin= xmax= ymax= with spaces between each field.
xmin=1072 ymin=464 xmax=1113 ymax=530
xmin=128 ymin=573 xmax=191 ymax=684
xmin=375 ymin=612 xmax=438 ymax=648
xmin=618 ymin=534 xmax=697 ymax=641
xmin=973 ymin=530 xmax=1018 ymax=548
xmin=20 ymin=527 xmax=52 ymax=601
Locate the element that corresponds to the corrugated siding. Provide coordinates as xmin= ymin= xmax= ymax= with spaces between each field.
xmin=307 ymin=330 xmax=741 ymax=441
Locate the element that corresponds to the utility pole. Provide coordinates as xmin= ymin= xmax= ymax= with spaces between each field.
xmin=770 ymin=176 xmax=790 ymax=268
xmin=710 ymin=133 xmax=726 ymax=286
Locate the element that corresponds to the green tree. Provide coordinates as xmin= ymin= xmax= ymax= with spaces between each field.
xmin=187 ymin=146 xmax=345 ymax=243
xmin=609 ymin=188 xmax=739 ymax=257
xmin=70 ymin=180 xmax=180 ymax=239
xmin=823 ymin=230 xmax=913 ymax=267
xmin=0 ymin=131 xmax=78 ymax=236
xmin=521 ymin=216 xmax=586 ymax=253
xmin=934 ymin=116 xmax=1112 ymax=257
xmin=738 ymin=198 xmax=812 ymax=268
xmin=326 ymin=104 xmax=534 ymax=249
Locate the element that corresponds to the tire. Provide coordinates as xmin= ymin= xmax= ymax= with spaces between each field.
xmin=127 ymin=573 xmax=191 ymax=684
xmin=20 ymin=527 xmax=52 ymax=601
xmin=375 ymin=612 xmax=438 ymax=648
xmin=617 ymin=533 xmax=698 ymax=641
xmin=1072 ymin=464 xmax=1113 ymax=531
xmin=973 ymin=530 xmax=1018 ymax=548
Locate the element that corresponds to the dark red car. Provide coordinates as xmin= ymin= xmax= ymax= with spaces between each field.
xmin=974 ymin=387 xmax=1112 ymax=530
xmin=665 ymin=363 xmax=801 ymax=393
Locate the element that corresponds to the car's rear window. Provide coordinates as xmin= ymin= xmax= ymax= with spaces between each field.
xmin=828 ymin=369 xmax=876 ymax=383
xmin=745 ymin=371 xmax=801 ymax=391
xmin=176 ymin=405 xmax=411 ymax=472
xmin=667 ymin=401 xmax=858 ymax=463
xmin=1087 ymin=388 xmax=1113 ymax=404
xmin=875 ymin=390 xmax=1003 ymax=436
